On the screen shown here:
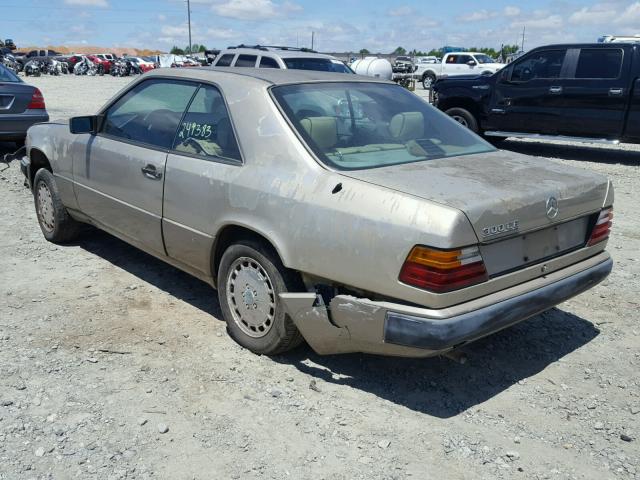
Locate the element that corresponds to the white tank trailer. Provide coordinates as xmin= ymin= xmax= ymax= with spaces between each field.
xmin=351 ymin=57 xmax=393 ymax=80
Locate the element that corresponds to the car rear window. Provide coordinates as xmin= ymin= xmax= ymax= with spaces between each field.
xmin=283 ymin=58 xmax=352 ymax=73
xmin=216 ymin=54 xmax=235 ymax=67
xmin=0 ymin=64 xmax=20 ymax=82
xmin=575 ymin=49 xmax=622 ymax=79
xmin=272 ymin=82 xmax=494 ymax=171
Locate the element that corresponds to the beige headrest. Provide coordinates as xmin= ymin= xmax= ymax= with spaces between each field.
xmin=389 ymin=112 xmax=424 ymax=141
xmin=300 ymin=116 xmax=338 ymax=150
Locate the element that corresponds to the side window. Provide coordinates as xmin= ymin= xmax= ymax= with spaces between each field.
xmin=102 ymin=79 xmax=197 ymax=149
xmin=511 ymin=49 xmax=566 ymax=82
xmin=172 ymin=85 xmax=242 ymax=162
xmin=259 ymin=56 xmax=280 ymax=69
xmin=216 ymin=54 xmax=235 ymax=67
xmin=457 ymin=55 xmax=472 ymax=64
xmin=235 ymin=54 xmax=257 ymax=67
xmin=575 ymin=49 xmax=622 ymax=79
xmin=446 ymin=55 xmax=457 ymax=64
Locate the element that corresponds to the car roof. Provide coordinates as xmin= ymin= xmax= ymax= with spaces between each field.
xmin=218 ymin=47 xmax=337 ymax=60
xmin=144 ymin=67 xmax=392 ymax=86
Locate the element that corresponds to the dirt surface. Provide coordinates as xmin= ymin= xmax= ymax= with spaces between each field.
xmin=1 ymin=75 xmax=639 ymax=480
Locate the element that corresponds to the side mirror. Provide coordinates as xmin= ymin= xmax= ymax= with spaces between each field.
xmin=467 ymin=60 xmax=477 ymax=67
xmin=69 ymin=115 xmax=101 ymax=135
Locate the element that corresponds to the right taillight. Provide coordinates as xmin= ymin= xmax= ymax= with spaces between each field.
xmin=27 ymin=88 xmax=45 ymax=110
xmin=588 ymin=207 xmax=613 ymax=246
xmin=399 ymin=245 xmax=488 ymax=293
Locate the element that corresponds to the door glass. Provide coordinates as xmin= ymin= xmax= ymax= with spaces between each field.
xmin=511 ymin=50 xmax=566 ymax=82
xmin=216 ymin=54 xmax=235 ymax=67
xmin=259 ymin=56 xmax=280 ymax=68
xmin=172 ymin=85 xmax=242 ymax=162
xmin=445 ymin=55 xmax=457 ymax=64
xmin=102 ymin=79 xmax=197 ymax=149
xmin=235 ymin=54 xmax=257 ymax=67
xmin=456 ymin=55 xmax=472 ymax=64
xmin=575 ymin=49 xmax=622 ymax=79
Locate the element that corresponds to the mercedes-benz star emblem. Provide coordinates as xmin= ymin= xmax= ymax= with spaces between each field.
xmin=546 ymin=196 xmax=559 ymax=219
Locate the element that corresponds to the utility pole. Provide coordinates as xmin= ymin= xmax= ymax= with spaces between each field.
xmin=311 ymin=31 xmax=314 ymax=51
xmin=187 ymin=0 xmax=192 ymax=54
xmin=521 ymin=26 xmax=525 ymax=52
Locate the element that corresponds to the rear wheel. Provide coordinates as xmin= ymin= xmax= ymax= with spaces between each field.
xmin=445 ymin=107 xmax=479 ymax=133
xmin=217 ymin=239 xmax=304 ymax=355
xmin=33 ymin=168 xmax=81 ymax=243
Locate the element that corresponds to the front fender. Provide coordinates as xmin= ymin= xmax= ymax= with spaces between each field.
xmin=27 ymin=122 xmax=79 ymax=209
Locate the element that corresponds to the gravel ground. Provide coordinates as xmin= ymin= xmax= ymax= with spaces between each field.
xmin=1 ymin=74 xmax=639 ymax=480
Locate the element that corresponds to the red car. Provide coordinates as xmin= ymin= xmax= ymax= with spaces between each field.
xmin=86 ymin=55 xmax=111 ymax=73
xmin=126 ymin=57 xmax=156 ymax=72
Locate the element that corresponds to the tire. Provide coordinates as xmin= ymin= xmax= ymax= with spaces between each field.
xmin=445 ymin=107 xmax=479 ymax=133
xmin=217 ymin=239 xmax=304 ymax=355
xmin=422 ymin=72 xmax=436 ymax=90
xmin=33 ymin=168 xmax=81 ymax=243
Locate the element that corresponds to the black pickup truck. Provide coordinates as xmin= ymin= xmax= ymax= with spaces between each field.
xmin=433 ymin=43 xmax=640 ymax=144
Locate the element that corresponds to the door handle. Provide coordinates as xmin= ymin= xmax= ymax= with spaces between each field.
xmin=141 ymin=164 xmax=163 ymax=180
xmin=549 ymin=86 xmax=563 ymax=94
xmin=609 ymin=88 xmax=623 ymax=96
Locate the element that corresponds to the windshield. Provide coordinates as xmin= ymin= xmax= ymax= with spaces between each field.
xmin=475 ymin=54 xmax=495 ymax=64
xmin=283 ymin=57 xmax=353 ymax=73
xmin=0 ymin=64 xmax=20 ymax=82
xmin=272 ymin=82 xmax=494 ymax=171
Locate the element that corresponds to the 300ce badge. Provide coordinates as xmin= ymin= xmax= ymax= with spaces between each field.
xmin=482 ymin=220 xmax=520 ymax=238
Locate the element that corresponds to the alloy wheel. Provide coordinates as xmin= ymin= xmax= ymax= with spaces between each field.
xmin=226 ymin=256 xmax=276 ymax=338
xmin=36 ymin=181 xmax=55 ymax=233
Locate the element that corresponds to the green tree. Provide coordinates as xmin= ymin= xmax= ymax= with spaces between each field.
xmin=359 ymin=48 xmax=370 ymax=55
xmin=170 ymin=45 xmax=185 ymax=55
xmin=392 ymin=46 xmax=407 ymax=55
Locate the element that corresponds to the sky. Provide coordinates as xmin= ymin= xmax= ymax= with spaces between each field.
xmin=3 ymin=0 xmax=640 ymax=53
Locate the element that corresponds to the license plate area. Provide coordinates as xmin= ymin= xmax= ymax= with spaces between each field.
xmin=480 ymin=216 xmax=590 ymax=277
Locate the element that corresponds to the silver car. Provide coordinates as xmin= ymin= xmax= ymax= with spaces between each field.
xmin=0 ymin=63 xmax=49 ymax=146
xmin=22 ymin=68 xmax=613 ymax=358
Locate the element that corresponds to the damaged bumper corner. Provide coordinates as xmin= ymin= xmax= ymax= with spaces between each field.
xmin=280 ymin=252 xmax=612 ymax=357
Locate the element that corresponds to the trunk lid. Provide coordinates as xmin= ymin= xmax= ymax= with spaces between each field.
xmin=0 ymin=81 xmax=34 ymax=114
xmin=339 ymin=149 xmax=608 ymax=243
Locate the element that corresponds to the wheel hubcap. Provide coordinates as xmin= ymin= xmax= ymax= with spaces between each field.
xmin=36 ymin=181 xmax=55 ymax=233
xmin=451 ymin=115 xmax=468 ymax=127
xmin=226 ymin=257 xmax=276 ymax=338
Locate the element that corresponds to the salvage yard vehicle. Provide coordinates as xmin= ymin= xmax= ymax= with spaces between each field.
xmin=0 ymin=63 xmax=48 ymax=146
xmin=417 ymin=52 xmax=505 ymax=89
xmin=213 ymin=45 xmax=353 ymax=73
xmin=433 ymin=42 xmax=640 ymax=145
xmin=21 ymin=69 xmax=613 ymax=358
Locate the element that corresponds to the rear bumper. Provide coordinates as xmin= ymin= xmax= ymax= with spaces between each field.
xmin=0 ymin=111 xmax=49 ymax=140
xmin=280 ymin=252 xmax=612 ymax=357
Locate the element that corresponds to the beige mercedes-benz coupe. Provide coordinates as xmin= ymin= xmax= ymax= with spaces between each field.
xmin=21 ymin=68 xmax=613 ymax=357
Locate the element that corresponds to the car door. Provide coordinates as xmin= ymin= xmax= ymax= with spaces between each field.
xmin=485 ymin=48 xmax=569 ymax=133
xmin=73 ymin=78 xmax=198 ymax=256
xmin=455 ymin=54 xmax=474 ymax=75
xmin=558 ymin=47 xmax=630 ymax=138
xmin=163 ymin=84 xmax=243 ymax=276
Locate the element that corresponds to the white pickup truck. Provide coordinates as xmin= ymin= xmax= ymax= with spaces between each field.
xmin=416 ymin=52 xmax=505 ymax=89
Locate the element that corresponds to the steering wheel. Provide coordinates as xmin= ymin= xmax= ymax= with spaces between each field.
xmin=143 ymin=108 xmax=175 ymax=127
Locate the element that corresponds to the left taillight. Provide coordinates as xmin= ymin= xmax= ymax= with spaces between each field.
xmin=399 ymin=245 xmax=489 ymax=293
xmin=588 ymin=207 xmax=613 ymax=246
xmin=27 ymin=88 xmax=45 ymax=110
